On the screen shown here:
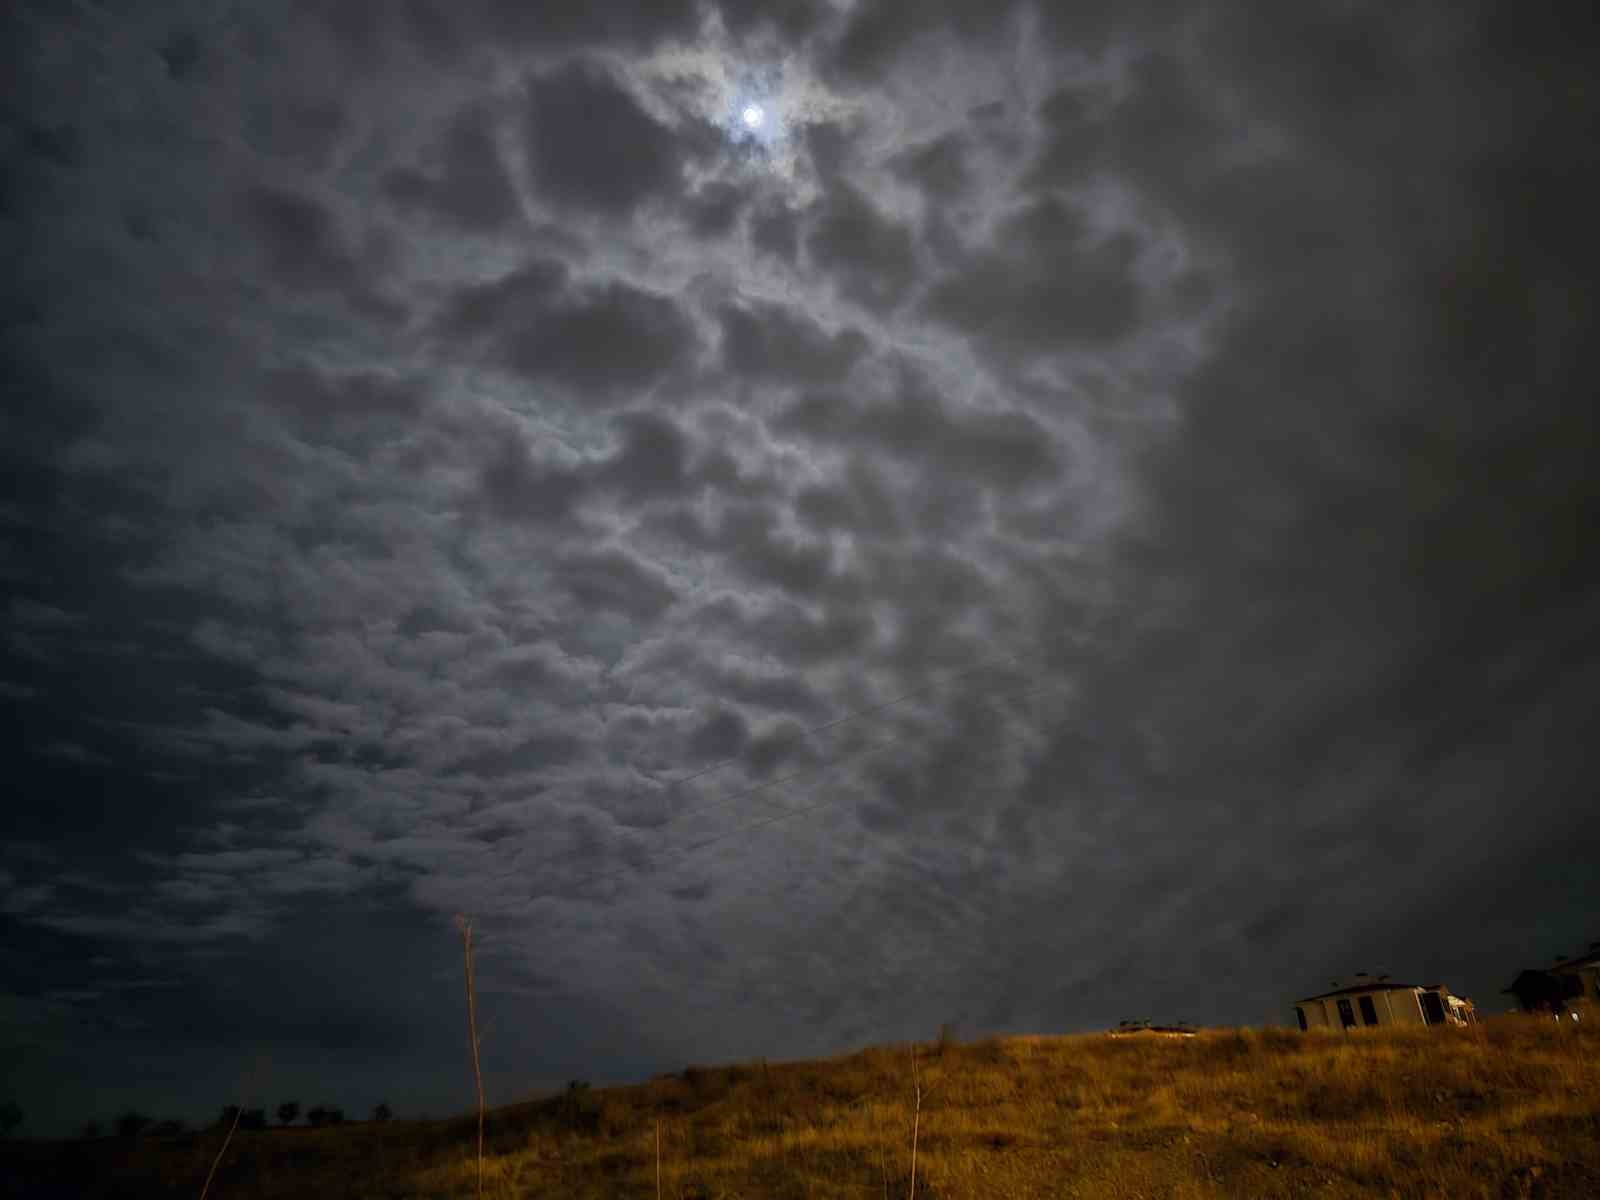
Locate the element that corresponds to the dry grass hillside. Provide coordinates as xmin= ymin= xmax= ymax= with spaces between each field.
xmin=4 ymin=1013 xmax=1596 ymax=1198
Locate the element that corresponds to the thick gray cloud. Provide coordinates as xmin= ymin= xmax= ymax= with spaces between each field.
xmin=435 ymin=259 xmax=699 ymax=403
xmin=776 ymin=367 xmax=1058 ymax=492
xmin=923 ymin=196 xmax=1147 ymax=356
xmin=2 ymin=0 xmax=1597 ymax=1140
xmin=805 ymin=180 xmax=919 ymax=309
xmin=825 ymin=0 xmax=1018 ymax=85
xmin=382 ymin=104 xmax=521 ymax=234
xmin=889 ymin=131 xmax=971 ymax=201
xmin=748 ymin=198 xmax=801 ymax=263
xmin=524 ymin=60 xmax=690 ymax=218
xmin=717 ymin=297 xmax=866 ymax=384
xmin=244 ymin=185 xmax=369 ymax=290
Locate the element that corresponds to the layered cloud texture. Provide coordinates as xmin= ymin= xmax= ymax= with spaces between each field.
xmin=3 ymin=0 xmax=1597 ymax=1132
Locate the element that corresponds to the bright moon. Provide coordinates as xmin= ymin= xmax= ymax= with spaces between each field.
xmin=741 ymin=104 xmax=764 ymax=129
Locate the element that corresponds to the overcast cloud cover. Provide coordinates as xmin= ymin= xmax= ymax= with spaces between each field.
xmin=3 ymin=0 xmax=1598 ymax=1134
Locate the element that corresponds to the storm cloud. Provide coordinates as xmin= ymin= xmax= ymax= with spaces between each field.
xmin=2 ymin=0 xmax=1597 ymax=1137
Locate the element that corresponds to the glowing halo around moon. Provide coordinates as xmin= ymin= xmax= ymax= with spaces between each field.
xmin=638 ymin=50 xmax=855 ymax=185
xmin=719 ymin=74 xmax=785 ymax=156
xmin=640 ymin=48 xmax=860 ymax=186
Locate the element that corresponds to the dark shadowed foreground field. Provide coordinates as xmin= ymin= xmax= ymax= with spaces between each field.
xmin=4 ymin=1014 xmax=1596 ymax=1198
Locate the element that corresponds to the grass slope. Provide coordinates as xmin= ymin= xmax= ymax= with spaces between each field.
xmin=3 ymin=1013 xmax=1596 ymax=1198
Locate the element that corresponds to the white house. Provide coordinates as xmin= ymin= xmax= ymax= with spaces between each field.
xmin=1293 ymin=974 xmax=1477 ymax=1031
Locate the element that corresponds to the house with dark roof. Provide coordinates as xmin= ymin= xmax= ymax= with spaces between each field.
xmin=1292 ymin=973 xmax=1476 ymax=1031
xmin=1503 ymin=942 xmax=1600 ymax=1016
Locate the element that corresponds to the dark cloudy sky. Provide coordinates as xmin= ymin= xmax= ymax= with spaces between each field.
xmin=4 ymin=0 xmax=1599 ymax=1136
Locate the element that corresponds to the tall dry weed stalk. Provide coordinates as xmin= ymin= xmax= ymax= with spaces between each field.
xmin=455 ymin=914 xmax=486 ymax=1200
xmin=197 ymin=1103 xmax=241 ymax=1200
xmin=907 ymin=1043 xmax=923 ymax=1200
xmin=198 ymin=1050 xmax=270 ymax=1200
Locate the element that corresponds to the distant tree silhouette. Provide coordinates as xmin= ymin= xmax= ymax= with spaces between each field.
xmin=217 ymin=1104 xmax=241 ymax=1129
xmin=81 ymin=1121 xmax=102 ymax=1140
xmin=306 ymin=1105 xmax=345 ymax=1128
xmin=0 ymin=1102 xmax=21 ymax=1137
xmin=151 ymin=1118 xmax=187 ymax=1136
xmin=116 ymin=1111 xmax=152 ymax=1138
xmin=277 ymin=1101 xmax=300 ymax=1127
xmin=372 ymin=1102 xmax=392 ymax=1123
xmin=239 ymin=1108 xmax=266 ymax=1131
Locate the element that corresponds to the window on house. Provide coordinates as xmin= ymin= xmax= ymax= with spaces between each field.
xmin=1296 ymin=1007 xmax=1308 ymax=1031
xmin=1337 ymin=998 xmax=1356 ymax=1028
xmin=1420 ymin=991 xmax=1446 ymax=1025
xmin=1359 ymin=995 xmax=1379 ymax=1026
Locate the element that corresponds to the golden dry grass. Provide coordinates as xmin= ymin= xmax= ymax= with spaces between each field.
xmin=5 ymin=1012 xmax=1597 ymax=1198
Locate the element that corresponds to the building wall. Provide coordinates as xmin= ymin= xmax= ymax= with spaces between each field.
xmin=1295 ymin=987 xmax=1430 ymax=1030
xmin=1373 ymin=988 xmax=1427 ymax=1027
xmin=1296 ymin=1001 xmax=1331 ymax=1029
xmin=1387 ymin=989 xmax=1427 ymax=1027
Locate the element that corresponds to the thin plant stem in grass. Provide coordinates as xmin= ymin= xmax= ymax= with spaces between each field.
xmin=198 ymin=1052 xmax=272 ymax=1200
xmin=455 ymin=914 xmax=486 ymax=1200
xmin=908 ymin=1043 xmax=922 ymax=1200
xmin=197 ymin=1103 xmax=241 ymax=1200
xmin=761 ymin=1057 xmax=785 ymax=1165
xmin=655 ymin=1115 xmax=662 ymax=1200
